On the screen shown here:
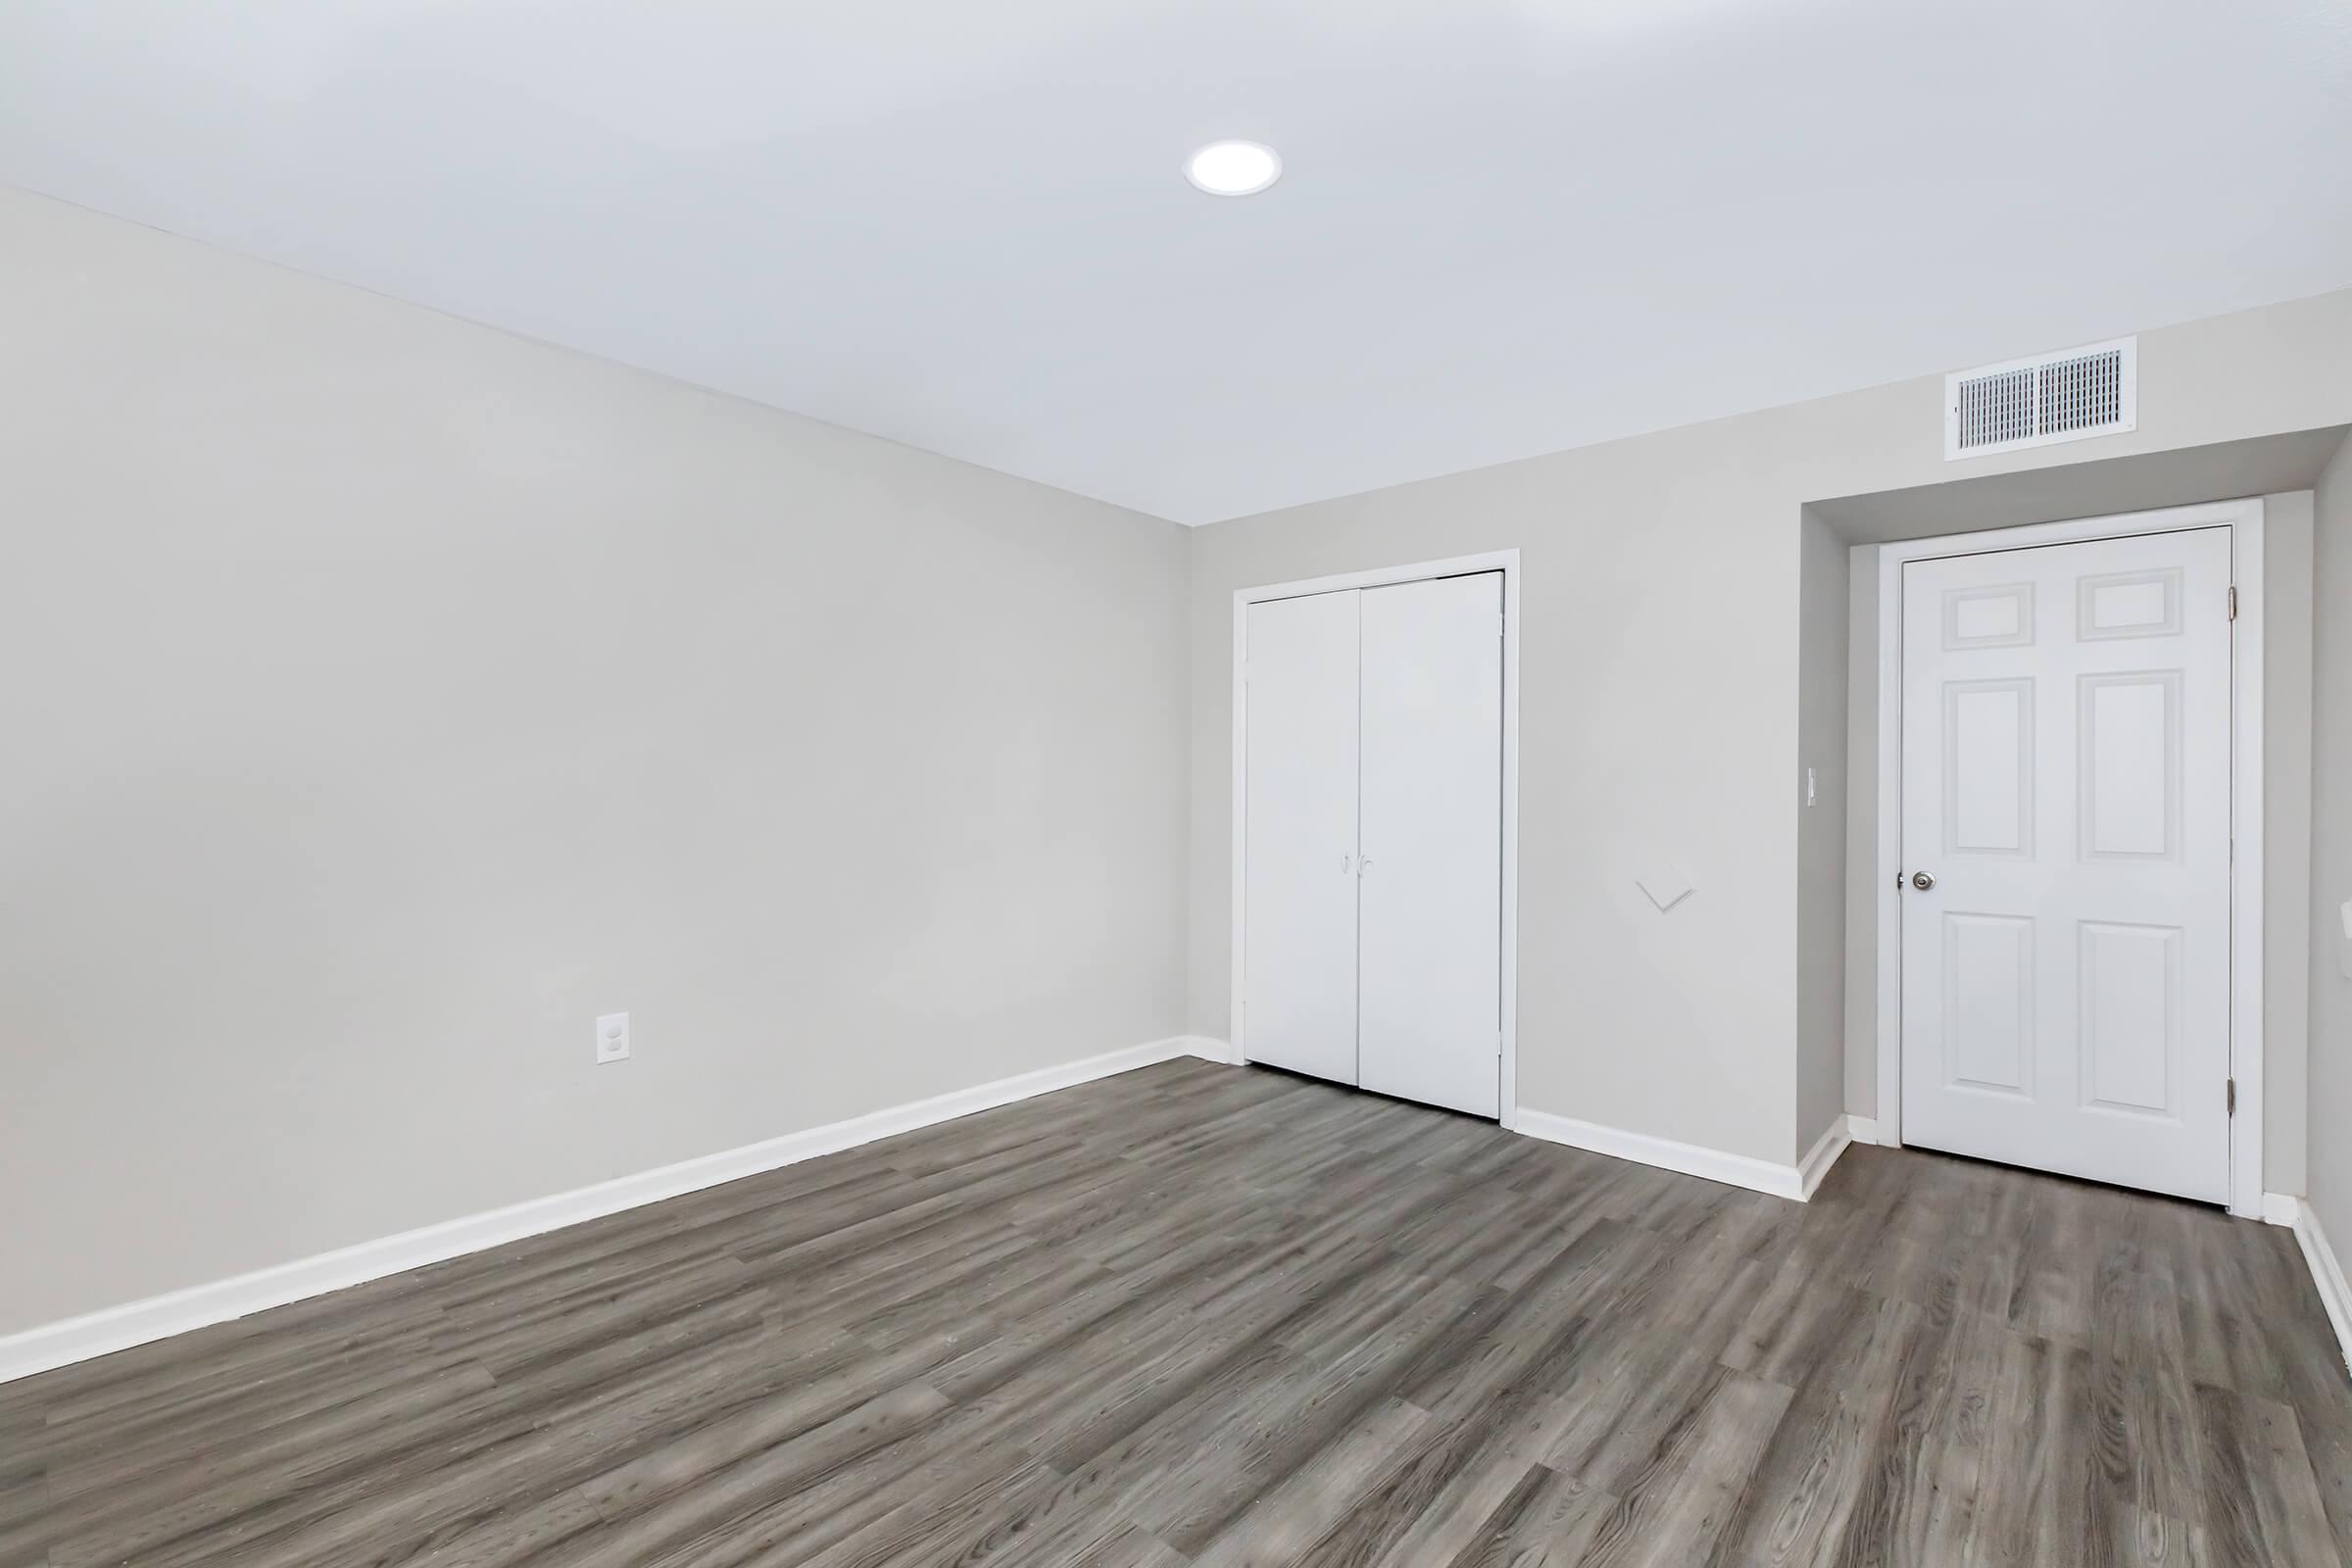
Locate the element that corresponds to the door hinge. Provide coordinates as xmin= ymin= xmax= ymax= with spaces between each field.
xmin=2228 ymin=586 xmax=2238 ymax=621
xmin=2228 ymin=1078 xmax=2236 ymax=1115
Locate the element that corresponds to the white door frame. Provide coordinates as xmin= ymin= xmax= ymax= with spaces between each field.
xmin=1232 ymin=550 xmax=1522 ymax=1127
xmin=1873 ymin=499 xmax=2265 ymax=1215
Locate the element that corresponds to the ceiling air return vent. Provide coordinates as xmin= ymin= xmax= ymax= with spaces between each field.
xmin=1944 ymin=336 xmax=2136 ymax=460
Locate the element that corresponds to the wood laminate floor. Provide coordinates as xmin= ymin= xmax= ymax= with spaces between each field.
xmin=5 ymin=1057 xmax=2348 ymax=1567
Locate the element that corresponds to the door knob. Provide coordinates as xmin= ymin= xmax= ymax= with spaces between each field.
xmin=1912 ymin=870 xmax=1936 ymax=891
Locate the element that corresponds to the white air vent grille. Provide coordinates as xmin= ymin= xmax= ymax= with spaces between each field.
xmin=1945 ymin=336 xmax=2135 ymax=460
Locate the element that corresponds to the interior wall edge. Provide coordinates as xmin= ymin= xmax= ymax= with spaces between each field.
xmin=0 ymin=1034 xmax=1228 ymax=1387
xmin=2306 ymin=430 xmax=2352 ymax=1320
xmin=1794 ymin=1116 xmax=1854 ymax=1200
xmin=1794 ymin=507 xmax=1852 ymax=1161
xmin=2260 ymin=488 xmax=2316 ymax=1200
xmin=1843 ymin=543 xmax=1885 ymax=1119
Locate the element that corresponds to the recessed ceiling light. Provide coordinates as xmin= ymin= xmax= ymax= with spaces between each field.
xmin=1185 ymin=140 xmax=1281 ymax=197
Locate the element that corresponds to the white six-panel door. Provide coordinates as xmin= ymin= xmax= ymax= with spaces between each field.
xmin=1358 ymin=573 xmax=1503 ymax=1116
xmin=1242 ymin=590 xmax=1362 ymax=1085
xmin=1899 ymin=528 xmax=2232 ymax=1201
xmin=1242 ymin=573 xmax=1503 ymax=1116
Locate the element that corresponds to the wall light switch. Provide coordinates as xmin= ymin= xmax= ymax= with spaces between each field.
xmin=595 ymin=1012 xmax=630 ymax=1064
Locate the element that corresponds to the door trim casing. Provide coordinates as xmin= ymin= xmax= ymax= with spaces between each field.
xmin=1872 ymin=500 xmax=2265 ymax=1215
xmin=1232 ymin=551 xmax=1522 ymax=1127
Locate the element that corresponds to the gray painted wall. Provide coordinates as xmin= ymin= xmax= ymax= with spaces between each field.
xmin=1191 ymin=287 xmax=2352 ymax=1169
xmin=9 ymin=181 xmax=2352 ymax=1340
xmin=1795 ymin=511 xmax=1849 ymax=1155
xmin=1843 ymin=548 xmax=1882 ymax=1128
xmin=0 ymin=189 xmax=1191 ymax=1335
xmin=2311 ymin=438 xmax=2352 ymax=1244
xmin=2267 ymin=492 xmax=2318 ymax=1200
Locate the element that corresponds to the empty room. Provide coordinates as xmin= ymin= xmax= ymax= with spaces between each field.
xmin=5 ymin=3 xmax=2352 ymax=1564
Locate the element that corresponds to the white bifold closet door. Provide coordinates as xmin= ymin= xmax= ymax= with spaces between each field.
xmin=1243 ymin=572 xmax=1502 ymax=1118
xmin=1242 ymin=588 xmax=1363 ymax=1087
xmin=1359 ymin=573 xmax=1502 ymax=1115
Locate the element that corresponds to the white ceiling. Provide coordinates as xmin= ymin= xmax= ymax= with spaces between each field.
xmin=4 ymin=2 xmax=2349 ymax=524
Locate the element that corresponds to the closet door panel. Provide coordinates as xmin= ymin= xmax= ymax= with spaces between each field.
xmin=1242 ymin=590 xmax=1361 ymax=1085
xmin=1357 ymin=573 xmax=1502 ymax=1116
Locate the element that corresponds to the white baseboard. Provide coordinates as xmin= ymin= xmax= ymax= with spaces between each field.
xmin=1514 ymin=1109 xmax=1821 ymax=1202
xmin=1186 ymin=1035 xmax=1243 ymax=1066
xmin=1846 ymin=1115 xmax=1882 ymax=1147
xmin=0 ymin=1035 xmax=1224 ymax=1387
xmin=1795 ymin=1118 xmax=1854 ymax=1200
xmin=2264 ymin=1194 xmax=2352 ymax=1380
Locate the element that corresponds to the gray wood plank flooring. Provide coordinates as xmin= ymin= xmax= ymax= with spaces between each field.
xmin=4 ymin=1057 xmax=2347 ymax=1566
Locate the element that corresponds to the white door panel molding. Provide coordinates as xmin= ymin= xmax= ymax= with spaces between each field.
xmin=1875 ymin=501 xmax=2263 ymax=1215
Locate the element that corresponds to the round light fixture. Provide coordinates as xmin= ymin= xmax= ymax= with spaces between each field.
xmin=1185 ymin=140 xmax=1281 ymax=196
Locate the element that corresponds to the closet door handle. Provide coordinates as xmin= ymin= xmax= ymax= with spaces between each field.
xmin=1358 ymin=858 xmax=1374 ymax=875
xmin=1341 ymin=854 xmax=1351 ymax=874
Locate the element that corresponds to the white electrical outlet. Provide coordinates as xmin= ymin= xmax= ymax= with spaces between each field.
xmin=595 ymin=1012 xmax=630 ymax=1064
